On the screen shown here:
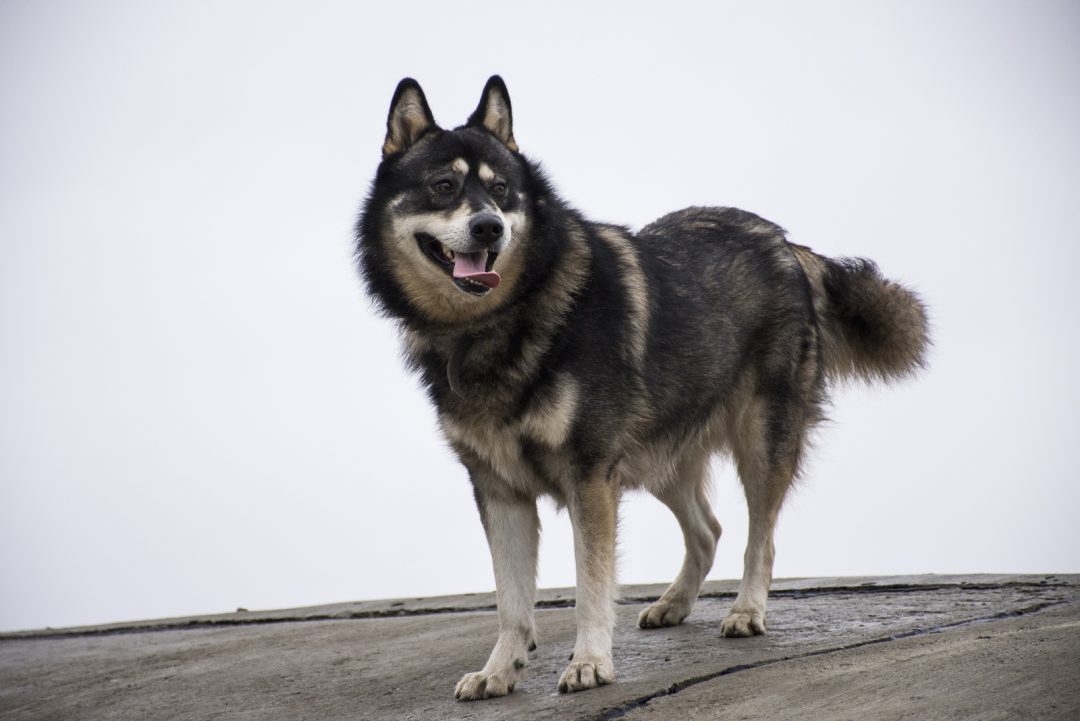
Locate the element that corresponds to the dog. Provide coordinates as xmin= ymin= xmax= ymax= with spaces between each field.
xmin=355 ymin=76 xmax=928 ymax=700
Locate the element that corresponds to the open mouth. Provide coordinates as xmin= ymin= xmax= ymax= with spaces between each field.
xmin=416 ymin=233 xmax=501 ymax=295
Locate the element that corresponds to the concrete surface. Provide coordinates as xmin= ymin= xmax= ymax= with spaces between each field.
xmin=1 ymin=575 xmax=1077 ymax=720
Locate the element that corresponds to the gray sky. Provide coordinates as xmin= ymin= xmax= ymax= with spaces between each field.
xmin=2 ymin=0 xmax=1078 ymax=632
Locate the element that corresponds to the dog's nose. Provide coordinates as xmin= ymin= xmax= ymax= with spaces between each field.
xmin=469 ymin=214 xmax=504 ymax=245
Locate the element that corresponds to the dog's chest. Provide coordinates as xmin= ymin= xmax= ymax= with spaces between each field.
xmin=438 ymin=372 xmax=581 ymax=494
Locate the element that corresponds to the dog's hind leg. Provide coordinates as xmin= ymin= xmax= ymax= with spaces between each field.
xmin=558 ymin=467 xmax=619 ymax=693
xmin=722 ymin=393 xmax=805 ymax=637
xmin=638 ymin=451 xmax=721 ymax=628
xmin=455 ymin=477 xmax=540 ymax=701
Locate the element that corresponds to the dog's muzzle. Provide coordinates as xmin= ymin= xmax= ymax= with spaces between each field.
xmin=416 ymin=232 xmax=501 ymax=295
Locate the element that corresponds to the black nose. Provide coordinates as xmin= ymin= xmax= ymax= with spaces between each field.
xmin=469 ymin=214 xmax=504 ymax=245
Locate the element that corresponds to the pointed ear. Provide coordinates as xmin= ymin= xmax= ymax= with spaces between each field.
xmin=467 ymin=75 xmax=518 ymax=152
xmin=383 ymin=78 xmax=436 ymax=157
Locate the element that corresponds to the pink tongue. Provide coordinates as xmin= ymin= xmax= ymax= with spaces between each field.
xmin=452 ymin=251 xmax=501 ymax=289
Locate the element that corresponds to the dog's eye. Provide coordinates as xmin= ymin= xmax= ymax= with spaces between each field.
xmin=490 ymin=182 xmax=508 ymax=197
xmin=431 ymin=179 xmax=455 ymax=194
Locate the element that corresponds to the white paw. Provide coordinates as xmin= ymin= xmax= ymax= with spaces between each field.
xmin=454 ymin=667 xmax=519 ymax=701
xmin=638 ymin=597 xmax=693 ymax=628
xmin=557 ymin=654 xmax=615 ymax=693
xmin=720 ymin=607 xmax=766 ymax=637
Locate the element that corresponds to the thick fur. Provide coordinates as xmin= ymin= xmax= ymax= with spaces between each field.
xmin=356 ymin=76 xmax=929 ymax=700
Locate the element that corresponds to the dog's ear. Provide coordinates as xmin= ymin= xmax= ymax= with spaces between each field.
xmin=467 ymin=75 xmax=518 ymax=152
xmin=383 ymin=78 xmax=436 ymax=157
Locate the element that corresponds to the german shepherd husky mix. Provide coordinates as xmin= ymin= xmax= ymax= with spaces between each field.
xmin=356 ymin=76 xmax=928 ymax=700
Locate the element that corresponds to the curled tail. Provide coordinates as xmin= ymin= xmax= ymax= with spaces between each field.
xmin=790 ymin=244 xmax=929 ymax=383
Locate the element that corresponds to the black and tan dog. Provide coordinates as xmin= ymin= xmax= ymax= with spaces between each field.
xmin=356 ymin=76 xmax=928 ymax=700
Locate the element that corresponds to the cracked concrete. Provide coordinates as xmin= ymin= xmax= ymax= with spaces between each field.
xmin=1 ymin=575 xmax=1077 ymax=720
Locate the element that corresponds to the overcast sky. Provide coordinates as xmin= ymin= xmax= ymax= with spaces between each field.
xmin=2 ymin=1 xmax=1078 ymax=632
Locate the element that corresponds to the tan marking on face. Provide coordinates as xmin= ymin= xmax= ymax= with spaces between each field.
xmin=393 ymin=204 xmax=474 ymax=251
xmin=384 ymin=206 xmax=484 ymax=323
xmin=484 ymin=206 xmax=528 ymax=296
xmin=382 ymin=200 xmax=529 ymax=324
xmin=478 ymin=162 xmax=495 ymax=184
xmin=451 ymin=157 xmax=469 ymax=175
xmin=521 ymin=375 xmax=580 ymax=447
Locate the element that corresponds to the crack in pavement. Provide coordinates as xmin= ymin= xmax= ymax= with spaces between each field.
xmin=1 ymin=580 xmax=1069 ymax=641
xmin=589 ymin=599 xmax=1071 ymax=721
xmin=0 ymin=599 xmax=586 ymax=641
xmin=0 ymin=606 xmax=496 ymax=641
xmin=624 ymin=579 xmax=1073 ymax=604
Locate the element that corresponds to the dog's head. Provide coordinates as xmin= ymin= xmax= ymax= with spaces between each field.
xmin=359 ymin=76 xmax=534 ymax=324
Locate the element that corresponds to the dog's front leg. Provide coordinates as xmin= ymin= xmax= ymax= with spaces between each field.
xmin=454 ymin=480 xmax=539 ymax=701
xmin=559 ymin=471 xmax=618 ymax=693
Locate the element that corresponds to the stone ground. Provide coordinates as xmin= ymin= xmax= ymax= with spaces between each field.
xmin=1 ymin=575 xmax=1077 ymax=721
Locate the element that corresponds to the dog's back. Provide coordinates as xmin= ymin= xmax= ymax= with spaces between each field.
xmin=609 ymin=206 xmax=928 ymax=477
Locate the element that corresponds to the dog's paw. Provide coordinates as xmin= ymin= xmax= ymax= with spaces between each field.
xmin=557 ymin=654 xmax=615 ymax=693
xmin=454 ymin=668 xmax=517 ymax=701
xmin=720 ymin=608 xmax=766 ymax=637
xmin=638 ymin=598 xmax=692 ymax=628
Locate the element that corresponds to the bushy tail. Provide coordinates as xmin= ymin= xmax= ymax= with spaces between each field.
xmin=791 ymin=245 xmax=929 ymax=383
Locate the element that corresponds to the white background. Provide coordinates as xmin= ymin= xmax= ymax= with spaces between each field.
xmin=2 ymin=1 xmax=1078 ymax=632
